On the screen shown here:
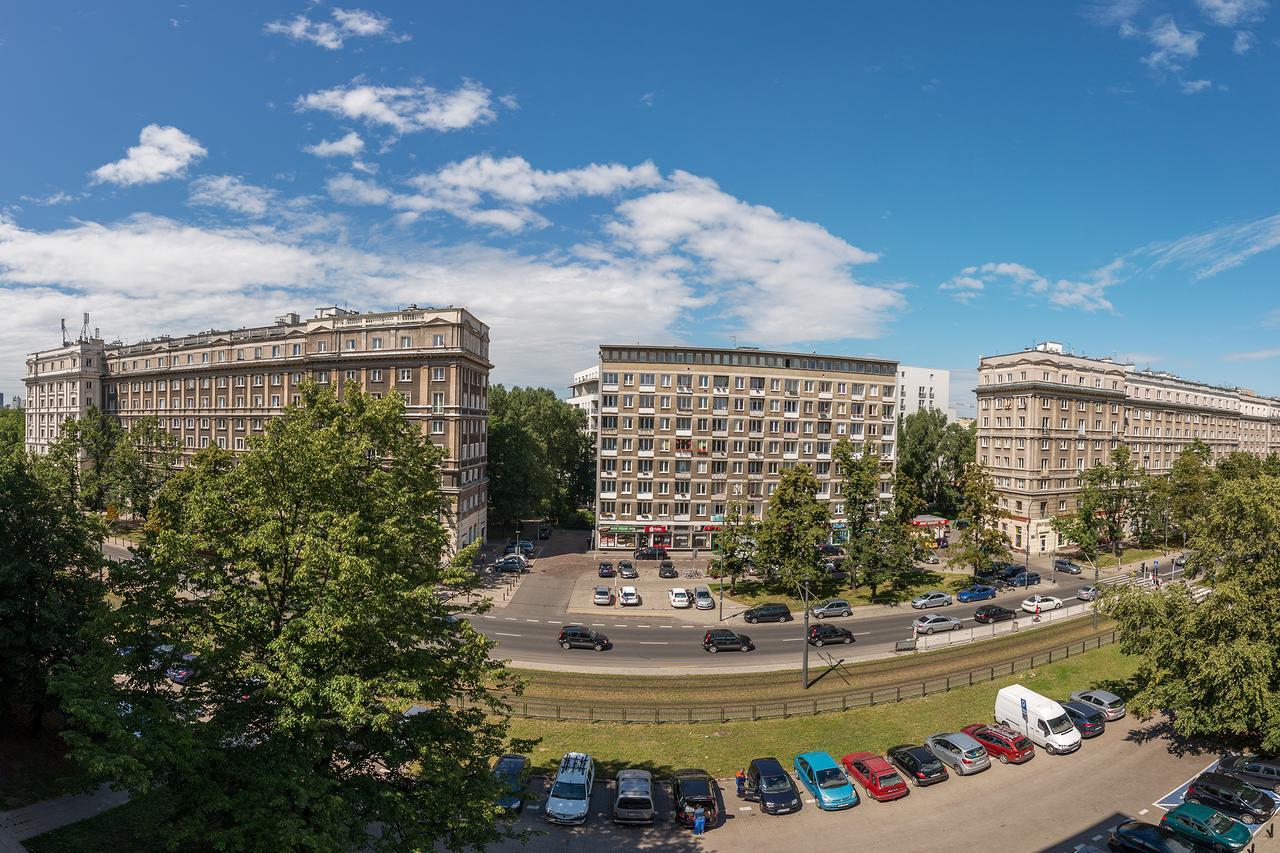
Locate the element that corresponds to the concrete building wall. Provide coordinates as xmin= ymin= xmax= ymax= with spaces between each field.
xmin=897 ymin=365 xmax=956 ymax=421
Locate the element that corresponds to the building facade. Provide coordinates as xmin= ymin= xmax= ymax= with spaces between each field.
xmin=897 ymin=365 xmax=955 ymax=420
xmin=567 ymin=365 xmax=600 ymax=443
xmin=976 ymin=341 xmax=1280 ymax=555
xmin=593 ymin=345 xmax=899 ymax=552
xmin=25 ymin=306 xmax=491 ymax=548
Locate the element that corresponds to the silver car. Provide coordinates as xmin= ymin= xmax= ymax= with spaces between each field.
xmin=910 ymin=591 xmax=952 ymax=609
xmin=812 ymin=598 xmax=853 ymax=619
xmin=693 ymin=586 xmax=715 ymax=610
xmin=593 ymin=585 xmax=613 ymax=606
xmin=912 ymin=613 xmax=963 ymax=634
xmin=1069 ymin=689 xmax=1126 ymax=720
xmin=1076 ymin=585 xmax=1100 ymax=601
xmin=925 ymin=731 xmax=991 ymax=775
xmin=612 ymin=769 xmax=655 ymax=825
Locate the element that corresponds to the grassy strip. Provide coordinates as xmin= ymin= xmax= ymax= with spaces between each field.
xmin=1098 ymin=547 xmax=1171 ymax=569
xmin=509 ymin=642 xmax=1139 ymax=779
xmin=710 ymin=567 xmax=975 ymax=610
xmin=0 ymin=733 xmax=93 ymax=810
xmin=24 ymin=788 xmax=175 ymax=853
xmin=507 ymin=617 xmax=1114 ymax=706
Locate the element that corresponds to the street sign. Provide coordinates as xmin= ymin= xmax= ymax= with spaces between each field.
xmin=1020 ymin=698 xmax=1028 ymax=721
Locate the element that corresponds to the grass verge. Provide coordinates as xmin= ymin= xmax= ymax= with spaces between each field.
xmin=710 ymin=567 xmax=976 ymax=611
xmin=1097 ymin=547 xmax=1171 ymax=569
xmin=0 ymin=733 xmax=92 ymax=810
xmin=24 ymin=788 xmax=174 ymax=853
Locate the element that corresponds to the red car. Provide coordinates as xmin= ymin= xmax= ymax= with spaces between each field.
xmin=840 ymin=752 xmax=910 ymax=802
xmin=960 ymin=724 xmax=1035 ymax=764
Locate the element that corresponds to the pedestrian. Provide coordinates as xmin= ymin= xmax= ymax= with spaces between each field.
xmin=735 ymin=768 xmax=746 ymax=799
xmin=693 ymin=804 xmax=706 ymax=836
xmin=1033 ymin=602 xmax=1041 ymax=623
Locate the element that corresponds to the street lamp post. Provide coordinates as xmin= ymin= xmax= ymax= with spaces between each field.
xmin=800 ymin=580 xmax=812 ymax=690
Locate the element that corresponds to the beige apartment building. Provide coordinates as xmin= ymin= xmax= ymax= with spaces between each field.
xmin=24 ymin=306 xmax=491 ymax=548
xmin=594 ymin=344 xmax=899 ymax=552
xmin=976 ymin=341 xmax=1280 ymax=556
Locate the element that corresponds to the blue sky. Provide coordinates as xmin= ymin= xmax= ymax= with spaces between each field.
xmin=2 ymin=1 xmax=1278 ymax=415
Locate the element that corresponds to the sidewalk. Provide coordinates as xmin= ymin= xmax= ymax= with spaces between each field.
xmin=0 ymin=783 xmax=129 ymax=846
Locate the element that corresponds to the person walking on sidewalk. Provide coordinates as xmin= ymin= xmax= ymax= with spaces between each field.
xmin=735 ymin=768 xmax=746 ymax=799
xmin=1033 ymin=601 xmax=1041 ymax=623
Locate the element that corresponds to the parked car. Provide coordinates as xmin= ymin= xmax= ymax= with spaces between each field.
xmin=593 ymin=585 xmax=613 ymax=606
xmin=1160 ymin=802 xmax=1252 ymax=852
xmin=960 ymin=724 xmax=1035 ymax=765
xmin=743 ymin=757 xmax=801 ymax=815
xmin=598 ymin=561 xmax=616 ymax=578
xmin=1185 ymin=771 xmax=1277 ymax=825
xmin=494 ymin=554 xmax=529 ymax=573
xmin=667 ymin=588 xmax=692 ymax=608
xmin=618 ymin=560 xmax=638 ymax=579
xmin=1062 ymin=700 xmax=1106 ymax=738
xmin=538 ymin=525 xmax=552 ymax=539
xmin=703 ymin=628 xmax=753 ymax=653
xmin=557 ymin=625 xmax=609 ymax=651
xmin=910 ymin=591 xmax=952 ymax=609
xmin=925 ymin=732 xmax=991 ymax=776
xmin=1008 ymin=571 xmax=1042 ymax=587
xmin=840 ymin=752 xmax=909 ymax=802
xmin=503 ymin=543 xmax=519 ymax=556
xmin=658 ymin=559 xmax=678 ymax=578
xmin=619 ymin=586 xmax=641 ymax=607
xmin=743 ymin=603 xmax=792 ymax=624
xmin=973 ymin=604 xmax=1017 ymax=624
xmin=886 ymin=744 xmax=949 ymax=786
xmin=812 ymin=598 xmax=853 ymax=619
xmin=634 ymin=546 xmax=668 ymax=560
xmin=818 ymin=544 xmax=844 ymax=557
xmin=1070 ymin=689 xmax=1127 ymax=720
xmin=612 ymin=769 xmax=655 ymax=825
xmin=1021 ymin=594 xmax=1063 ymax=613
xmin=922 ymin=554 xmax=941 ymax=565
xmin=1217 ymin=754 xmax=1280 ymax=793
xmin=1109 ymin=819 xmax=1217 ymax=853
xmin=492 ymin=754 xmax=529 ymax=815
xmin=166 ymin=653 xmax=197 ymax=685
xmin=518 ymin=540 xmax=536 ymax=556
xmin=957 ymin=585 xmax=997 ymax=603
xmin=1077 ymin=585 xmax=1101 ymax=602
xmin=808 ymin=624 xmax=855 ymax=646
xmin=693 ymin=586 xmax=715 ymax=610
xmin=793 ymin=751 xmax=858 ymax=810
xmin=1053 ymin=557 xmax=1083 ymax=574
xmin=672 ymin=769 xmax=719 ymax=828
xmin=994 ymin=684 xmax=1081 ymax=754
xmin=1174 ymin=554 xmax=1189 ymax=567
xmin=546 ymin=752 xmax=594 ymax=825
xmin=912 ymin=614 xmax=963 ymax=634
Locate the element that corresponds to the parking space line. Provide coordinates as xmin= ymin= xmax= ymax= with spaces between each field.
xmin=1138 ymin=808 xmax=1148 ymax=815
xmin=738 ymin=806 xmax=751 ymax=812
xmin=1091 ymin=834 xmax=1103 ymax=840
xmin=804 ymin=798 xmax=816 ymax=804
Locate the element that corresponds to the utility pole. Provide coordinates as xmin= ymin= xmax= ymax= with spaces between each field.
xmin=800 ymin=580 xmax=811 ymax=689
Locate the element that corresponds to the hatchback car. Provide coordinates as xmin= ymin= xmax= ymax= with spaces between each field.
xmin=703 ymin=628 xmax=753 ymax=653
xmin=593 ymin=585 xmax=613 ymax=606
xmin=1160 ymin=803 xmax=1252 ymax=852
xmin=840 ymin=752 xmax=908 ymax=802
xmin=808 ymin=624 xmax=855 ymax=646
xmin=956 ymin=585 xmax=996 ymax=603
xmin=886 ymin=744 xmax=948 ymax=786
xmin=961 ymin=724 xmax=1034 ymax=765
xmin=619 ymin=586 xmax=641 ymax=607
xmin=743 ymin=603 xmax=792 ymax=624
xmin=598 ymin=561 xmax=616 ymax=578
xmin=912 ymin=614 xmax=963 ymax=634
xmin=1217 ymin=754 xmax=1280 ymax=793
xmin=612 ymin=769 xmax=655 ymax=825
xmin=1053 ymin=558 xmax=1083 ymax=574
xmin=1062 ymin=700 xmax=1106 ymax=738
xmin=494 ymin=555 xmax=529 ymax=573
xmin=1077 ymin=585 xmax=1101 ymax=602
xmin=1185 ymin=771 xmax=1277 ymax=825
xmin=1008 ymin=571 xmax=1042 ymax=587
xmin=1109 ymin=819 xmax=1217 ymax=853
xmin=1022 ymin=594 xmax=1063 ymax=613
xmin=668 ymin=588 xmax=692 ymax=608
xmin=517 ymin=540 xmax=536 ymax=556
xmin=910 ymin=591 xmax=952 ymax=609
xmin=557 ymin=625 xmax=609 ymax=651
xmin=693 ymin=586 xmax=715 ymax=610
xmin=973 ymin=604 xmax=1017 ymax=624
xmin=793 ymin=751 xmax=858 ymax=810
xmin=672 ymin=769 xmax=719 ymax=828
xmin=1070 ymin=689 xmax=1127 ymax=721
xmin=812 ymin=598 xmax=853 ymax=619
xmin=618 ymin=560 xmax=638 ymax=579
xmin=492 ymin=754 xmax=529 ymax=815
xmin=744 ymin=757 xmax=801 ymax=815
xmin=658 ymin=560 xmax=679 ymax=578
xmin=925 ymin=732 xmax=991 ymax=776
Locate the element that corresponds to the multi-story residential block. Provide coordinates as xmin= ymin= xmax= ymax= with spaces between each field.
xmin=568 ymin=365 xmax=600 ymax=442
xmin=593 ymin=344 xmax=899 ymax=552
xmin=897 ymin=365 xmax=956 ymax=420
xmin=976 ymin=341 xmax=1280 ymax=556
xmin=24 ymin=305 xmax=491 ymax=548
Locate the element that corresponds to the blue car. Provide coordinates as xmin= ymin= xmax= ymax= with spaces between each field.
xmin=1007 ymin=571 xmax=1041 ymax=587
xmin=956 ymin=585 xmax=996 ymax=603
xmin=793 ymin=752 xmax=859 ymax=810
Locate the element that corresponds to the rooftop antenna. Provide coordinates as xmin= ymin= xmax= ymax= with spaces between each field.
xmin=730 ymin=335 xmax=737 ymax=347
xmin=60 ymin=318 xmax=69 ymax=346
xmin=79 ymin=312 xmax=90 ymax=343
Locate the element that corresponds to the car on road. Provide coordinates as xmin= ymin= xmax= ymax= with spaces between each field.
xmin=744 ymin=757 xmax=801 ymax=815
xmin=517 ymin=540 xmax=536 ymax=556
xmin=922 ymin=554 xmax=941 ymax=565
xmin=886 ymin=744 xmax=948 ymax=787
xmin=839 ymin=752 xmax=908 ymax=802
xmin=634 ymin=546 xmax=667 ymax=561
xmin=1160 ymin=802 xmax=1253 ymax=852
xmin=1054 ymin=558 xmax=1084 ymax=574
xmin=546 ymin=752 xmax=594 ymax=825
xmin=793 ymin=751 xmax=858 ymax=810
xmin=618 ymin=560 xmax=638 ymax=579
xmin=912 ymin=614 xmax=964 ymax=634
xmin=538 ymin=525 xmax=552 ymax=539
xmin=1062 ymin=700 xmax=1106 ymax=738
xmin=619 ymin=586 xmax=641 ymax=607
xmin=1077 ymin=585 xmax=1101 ymax=601
xmin=593 ymin=585 xmax=613 ymax=606
xmin=667 ymin=587 xmax=692 ymax=608
xmin=807 ymin=624 xmax=855 ymax=646
xmin=973 ymin=604 xmax=1017 ymax=624
xmin=1174 ymin=554 xmax=1189 ymax=567
xmin=910 ymin=591 xmax=952 ymax=609
xmin=960 ymin=724 xmax=1034 ymax=765
xmin=612 ymin=769 xmax=656 ymax=825
xmin=598 ymin=561 xmax=615 ymax=578
xmin=743 ymin=603 xmax=793 ymax=624
xmin=672 ymin=769 xmax=719 ymax=828
xmin=811 ymin=598 xmax=853 ymax=619
xmin=956 ymin=584 xmax=996 ymax=603
xmin=1070 ymin=689 xmax=1127 ymax=720
xmin=1108 ymin=819 xmax=1217 ymax=853
xmin=1021 ymin=594 xmax=1063 ymax=613
xmin=658 ymin=560 xmax=679 ymax=578
xmin=494 ymin=554 xmax=529 ymax=573
xmin=1008 ymin=571 xmax=1042 ymax=587
xmin=166 ymin=653 xmax=197 ymax=685
xmin=1216 ymin=754 xmax=1280 ymax=793
xmin=693 ymin=586 xmax=715 ymax=610
xmin=818 ymin=544 xmax=844 ymax=557
xmin=1185 ymin=771 xmax=1277 ymax=825
xmin=492 ymin=754 xmax=529 ymax=815
xmin=925 ymin=731 xmax=991 ymax=776
xmin=702 ymin=628 xmax=753 ymax=653
xmin=557 ymin=625 xmax=609 ymax=651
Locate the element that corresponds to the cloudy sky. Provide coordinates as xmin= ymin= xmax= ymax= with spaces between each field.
xmin=2 ymin=1 xmax=1279 ymax=416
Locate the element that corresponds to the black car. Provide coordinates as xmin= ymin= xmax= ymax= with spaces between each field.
xmin=973 ymin=604 xmax=1016 ymax=624
xmin=1217 ymin=754 xmax=1280 ymax=793
xmin=703 ymin=628 xmax=753 ymax=653
xmin=1108 ymin=819 xmax=1216 ymax=853
xmin=817 ymin=544 xmax=844 ymax=558
xmin=743 ymin=603 xmax=792 ymax=624
xmin=658 ymin=560 xmax=679 ymax=578
xmin=538 ymin=525 xmax=552 ymax=539
xmin=634 ymin=546 xmax=668 ymax=560
xmin=745 ymin=757 xmax=800 ymax=815
xmin=493 ymin=754 xmax=529 ymax=814
xmin=1062 ymin=701 xmax=1106 ymax=738
xmin=618 ymin=560 xmax=638 ymax=579
xmin=807 ymin=624 xmax=855 ymax=646
xmin=1186 ymin=771 xmax=1277 ymax=825
xmin=886 ymin=744 xmax=948 ymax=786
xmin=598 ymin=561 xmax=616 ymax=578
xmin=558 ymin=625 xmax=610 ymax=651
xmin=1007 ymin=571 xmax=1042 ymax=587
xmin=672 ymin=769 xmax=719 ymax=828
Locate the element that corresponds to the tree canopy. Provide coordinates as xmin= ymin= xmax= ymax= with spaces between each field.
xmin=755 ymin=466 xmax=830 ymax=592
xmin=951 ymin=463 xmax=1011 ymax=575
xmin=0 ymin=408 xmax=23 ymax=456
xmin=896 ymin=410 xmax=975 ymax=518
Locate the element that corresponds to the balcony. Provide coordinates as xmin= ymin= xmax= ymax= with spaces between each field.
xmin=601 ymin=405 xmax=618 ymax=414
xmin=602 ymin=383 xmax=618 ymax=392
xmin=816 ymin=452 xmax=831 ymax=461
xmin=639 ymin=383 xmax=655 ymax=392
xmin=601 ymin=448 xmax=617 ymax=457
xmin=819 ymin=391 xmax=833 ymax=400
xmin=749 ymin=388 xmax=765 ymax=397
xmin=638 ymin=450 xmax=654 ymax=458
xmin=638 ymin=471 xmax=653 ymax=479
xmin=676 ymin=429 xmax=692 ymax=437
xmin=784 ymin=411 xmax=799 ymax=419
xmin=674 ymin=450 xmax=691 ymax=458
xmin=748 ymin=451 xmax=763 ymax=460
xmin=783 ymin=452 xmax=799 ymax=460
xmin=713 ymin=386 xmax=729 ymax=395
xmin=711 ymin=430 xmax=728 ymax=438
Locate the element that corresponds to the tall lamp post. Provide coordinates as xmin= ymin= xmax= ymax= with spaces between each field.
xmin=800 ymin=580 xmax=812 ymax=690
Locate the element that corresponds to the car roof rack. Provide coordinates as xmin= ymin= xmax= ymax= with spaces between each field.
xmin=559 ymin=752 xmax=592 ymax=775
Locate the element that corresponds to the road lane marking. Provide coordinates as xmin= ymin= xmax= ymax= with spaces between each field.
xmin=491 ymin=632 xmax=522 ymax=637
xmin=781 ymin=638 xmax=804 ymax=642
xmin=614 ymin=624 xmax=628 ymax=628
xmin=852 ymin=632 xmax=872 ymax=636
xmin=636 ymin=624 xmax=651 ymax=627
xmin=591 ymin=623 xmax=605 ymax=626
xmin=636 ymin=641 xmax=669 ymax=645
xmin=483 ymin=615 xmax=497 ymax=620
xmin=1138 ymin=809 xmax=1148 ymax=815
xmin=660 ymin=625 xmax=673 ymax=628
xmin=525 ymin=619 xmax=540 ymax=622
xmin=504 ymin=617 xmax=518 ymax=621
xmin=1092 ymin=834 xmax=1104 ymax=840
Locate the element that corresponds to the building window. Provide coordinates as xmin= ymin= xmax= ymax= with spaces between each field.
xmin=433 ymin=334 xmax=445 ymax=347
xmin=372 ymin=337 xmax=382 ymax=350
xmin=432 ymin=367 xmax=445 ymax=381
xmin=432 ymin=420 xmax=445 ymax=434
xmin=400 ymin=336 xmax=412 ymax=348
xmin=398 ymin=368 xmax=412 ymax=381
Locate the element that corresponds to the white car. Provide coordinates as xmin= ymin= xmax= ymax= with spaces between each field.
xmin=667 ymin=587 xmax=691 ymax=608
xmin=619 ymin=586 xmax=641 ymax=607
xmin=1021 ymin=594 xmax=1063 ymax=613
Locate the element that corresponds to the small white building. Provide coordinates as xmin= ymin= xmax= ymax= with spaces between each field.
xmin=898 ymin=365 xmax=955 ymax=420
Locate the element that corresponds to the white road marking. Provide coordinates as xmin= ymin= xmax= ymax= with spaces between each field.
xmin=614 ymin=624 xmax=628 ymax=628
xmin=804 ymin=798 xmax=816 ymax=804
xmin=504 ymin=617 xmax=518 ymax=621
xmin=1091 ymin=834 xmax=1104 ymax=840
xmin=738 ymin=806 xmax=751 ymax=812
xmin=681 ymin=625 xmax=696 ymax=628
xmin=637 ymin=641 xmax=669 ymax=645
xmin=636 ymin=624 xmax=651 ymax=628
xmin=491 ymin=632 xmax=522 ymax=637
xmin=852 ymin=631 xmax=872 ymax=636
xmin=591 ymin=623 xmax=605 ymax=626
xmin=660 ymin=625 xmax=673 ymax=628
xmin=483 ymin=615 xmax=497 ymax=620
xmin=781 ymin=638 xmax=804 ymax=642
xmin=1138 ymin=809 xmax=1148 ymax=815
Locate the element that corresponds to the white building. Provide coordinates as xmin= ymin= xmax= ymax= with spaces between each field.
xmin=898 ymin=365 xmax=955 ymax=420
xmin=568 ymin=364 xmax=600 ymax=441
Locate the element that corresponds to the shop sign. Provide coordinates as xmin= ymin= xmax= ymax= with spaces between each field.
xmin=831 ymin=522 xmax=847 ymax=530
xmin=611 ymin=525 xmax=636 ymax=533
xmin=710 ymin=515 xmax=725 ymax=523
xmin=699 ymin=525 xmax=721 ymax=532
xmin=643 ymin=525 xmax=668 ymax=533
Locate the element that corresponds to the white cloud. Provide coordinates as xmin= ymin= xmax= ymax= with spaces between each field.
xmin=1083 ymin=0 xmax=1148 ymax=27
xmin=1180 ymin=78 xmax=1213 ymax=93
xmin=1222 ymin=347 xmax=1280 ymax=361
xmin=1233 ymin=30 xmax=1257 ymax=52
xmin=90 ymin=125 xmax=207 ymax=186
xmin=188 ymin=175 xmax=277 ymax=218
xmin=938 ymin=275 xmax=985 ymax=302
xmin=296 ymin=80 xmax=498 ymax=136
xmin=264 ymin=7 xmax=408 ymax=50
xmin=1142 ymin=16 xmax=1203 ymax=72
xmin=18 ymin=191 xmax=84 ymax=206
xmin=1195 ymin=0 xmax=1268 ymax=27
xmin=1144 ymin=212 xmax=1280 ymax=279
xmin=940 ymin=259 xmax=1119 ymax=311
xmin=304 ymin=131 xmax=365 ymax=158
xmin=326 ymin=173 xmax=393 ymax=206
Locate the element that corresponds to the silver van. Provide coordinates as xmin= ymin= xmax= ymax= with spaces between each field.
xmin=612 ymin=769 xmax=656 ymax=825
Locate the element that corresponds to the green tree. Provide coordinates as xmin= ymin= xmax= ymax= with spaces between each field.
xmin=48 ymin=405 xmax=122 ymax=511
xmin=756 ymin=466 xmax=830 ymax=593
xmin=1050 ymin=494 xmax=1103 ymax=566
xmin=1079 ymin=445 xmax=1144 ymax=559
xmin=890 ymin=468 xmax=926 ymax=525
xmin=849 ymin=516 xmax=917 ymax=600
xmin=712 ymin=500 xmax=757 ymax=592
xmin=54 ymin=385 xmax=523 ymax=851
xmin=951 ymin=463 xmax=1011 ymax=576
xmin=1264 ymin=453 xmax=1280 ymax=477
xmin=1216 ymin=451 xmax=1262 ymax=482
xmin=1166 ymin=439 xmax=1214 ymax=545
xmin=104 ymin=416 xmax=181 ymax=521
xmin=897 ymin=410 xmax=975 ymax=517
xmin=832 ymin=437 xmax=880 ymax=542
xmin=0 ymin=451 xmax=107 ymax=733
xmin=0 ymin=408 xmax=23 ymax=456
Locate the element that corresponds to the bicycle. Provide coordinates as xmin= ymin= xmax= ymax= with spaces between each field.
xmin=683 ymin=569 xmax=702 ymax=579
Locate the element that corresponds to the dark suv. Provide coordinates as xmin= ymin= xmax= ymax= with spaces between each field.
xmin=634 ymin=546 xmax=668 ymax=560
xmin=745 ymin=757 xmax=800 ymax=815
xmin=1218 ymin=754 xmax=1280 ymax=793
xmin=807 ymin=624 xmax=855 ymax=646
xmin=658 ymin=560 xmax=678 ymax=578
xmin=557 ymin=625 xmax=610 ymax=651
xmin=743 ymin=603 xmax=792 ymax=624
xmin=703 ymin=628 xmax=753 ymax=652
xmin=1185 ymin=771 xmax=1277 ymax=825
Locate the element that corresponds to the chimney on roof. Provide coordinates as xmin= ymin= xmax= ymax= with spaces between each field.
xmin=275 ymin=312 xmax=301 ymax=326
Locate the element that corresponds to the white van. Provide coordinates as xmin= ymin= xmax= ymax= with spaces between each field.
xmin=994 ymin=684 xmax=1082 ymax=755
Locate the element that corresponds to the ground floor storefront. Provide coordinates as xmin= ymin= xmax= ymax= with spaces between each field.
xmin=595 ymin=520 xmax=854 ymax=552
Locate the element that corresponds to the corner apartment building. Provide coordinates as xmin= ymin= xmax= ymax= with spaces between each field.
xmin=24 ymin=306 xmax=491 ymax=548
xmin=897 ymin=365 xmax=956 ymax=420
xmin=593 ymin=344 xmax=899 ymax=552
xmin=976 ymin=341 xmax=1280 ymax=555
xmin=567 ymin=365 xmax=600 ymax=443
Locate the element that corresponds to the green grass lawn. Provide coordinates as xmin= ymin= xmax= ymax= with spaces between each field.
xmin=712 ymin=567 xmax=977 ymax=610
xmin=24 ymin=788 xmax=175 ymax=853
xmin=1096 ymin=547 xmax=1173 ymax=569
xmin=0 ymin=732 xmax=93 ymax=810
